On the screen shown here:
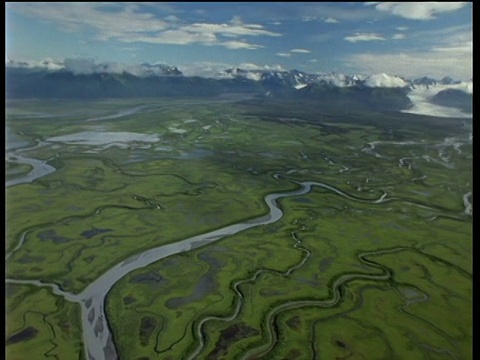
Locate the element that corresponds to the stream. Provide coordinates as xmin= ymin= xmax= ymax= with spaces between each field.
xmin=5 ymin=100 xmax=472 ymax=359
xmin=6 ymin=179 xmax=391 ymax=360
xmin=5 ymin=152 xmax=56 ymax=187
xmin=5 ymin=125 xmax=56 ymax=188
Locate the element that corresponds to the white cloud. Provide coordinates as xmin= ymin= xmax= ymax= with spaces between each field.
xmin=7 ymin=58 xmax=185 ymax=77
xmin=245 ymin=24 xmax=265 ymax=30
xmin=432 ymin=42 xmax=472 ymax=53
xmin=271 ymin=49 xmax=311 ymax=56
xmin=344 ymin=33 xmax=385 ymax=43
xmin=301 ymin=16 xmax=318 ymax=22
xmin=364 ymin=73 xmax=408 ymax=88
xmin=64 ymin=58 xmax=96 ymax=74
xmin=324 ymin=17 xmax=339 ymax=23
xmin=182 ymin=22 xmax=280 ymax=38
xmin=290 ymin=48 xmax=311 ymax=53
xmin=298 ymin=3 xmax=385 ymax=22
xmin=120 ymin=30 xmax=263 ymax=50
xmin=10 ymin=3 xmax=168 ymax=39
xmin=391 ymin=33 xmax=405 ymax=40
xmin=8 ymin=3 xmax=280 ymax=50
xmin=237 ymin=63 xmax=264 ymax=70
xmin=178 ymin=61 xmax=286 ymax=78
xmin=344 ymin=24 xmax=472 ymax=81
xmin=6 ymin=58 xmax=64 ymax=71
xmin=229 ymin=15 xmax=244 ymax=26
xmin=396 ymin=26 xmax=408 ymax=31
xmin=222 ymin=40 xmax=262 ymax=50
xmin=164 ymin=15 xmax=180 ymax=22
xmin=344 ymin=50 xmax=472 ymax=81
xmin=178 ymin=61 xmax=232 ymax=78
xmin=434 ymin=27 xmax=472 ymax=47
xmin=419 ymin=24 xmax=472 ymax=40
xmin=236 ymin=63 xmax=286 ymax=71
xmin=369 ymin=2 xmax=469 ymax=20
xmin=263 ymin=64 xmax=287 ymax=72
xmin=123 ymin=30 xmax=217 ymax=45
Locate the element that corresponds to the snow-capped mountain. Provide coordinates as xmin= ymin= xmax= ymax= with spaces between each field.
xmin=402 ymin=79 xmax=472 ymax=118
xmin=6 ymin=58 xmax=64 ymax=71
xmin=363 ymin=73 xmax=409 ymax=88
xmin=220 ymin=67 xmax=310 ymax=87
xmin=412 ymin=76 xmax=438 ymax=87
xmin=5 ymin=59 xmax=472 ymax=117
xmin=220 ymin=67 xmax=363 ymax=88
xmin=220 ymin=68 xmax=420 ymax=90
xmin=6 ymin=59 xmax=182 ymax=77
xmin=439 ymin=76 xmax=460 ymax=85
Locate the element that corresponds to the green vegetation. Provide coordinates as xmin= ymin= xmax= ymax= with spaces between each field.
xmin=6 ymin=284 xmax=83 ymax=360
xmin=6 ymin=98 xmax=471 ymax=359
xmin=6 ymin=162 xmax=33 ymax=183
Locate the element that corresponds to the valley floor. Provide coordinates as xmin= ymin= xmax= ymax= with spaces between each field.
xmin=6 ymin=98 xmax=472 ymax=360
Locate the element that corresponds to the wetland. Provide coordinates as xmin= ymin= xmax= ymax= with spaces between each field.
xmin=6 ymin=97 xmax=472 ymax=360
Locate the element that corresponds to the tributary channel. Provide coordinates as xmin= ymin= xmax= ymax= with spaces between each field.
xmin=6 ymin=179 xmax=391 ymax=360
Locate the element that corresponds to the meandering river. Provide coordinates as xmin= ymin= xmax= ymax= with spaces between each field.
xmin=6 ymin=125 xmax=56 ymax=187
xmin=6 ymin=121 xmax=471 ymax=359
xmin=6 ymin=179 xmax=391 ymax=360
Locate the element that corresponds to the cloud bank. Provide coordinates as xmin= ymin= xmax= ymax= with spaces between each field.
xmin=344 ymin=33 xmax=385 ymax=43
xmin=8 ymin=3 xmax=280 ymax=50
xmin=290 ymin=49 xmax=311 ymax=53
xmin=368 ymin=2 xmax=469 ymax=20
xmin=7 ymin=58 xmax=181 ymax=77
xmin=343 ymin=26 xmax=472 ymax=80
xmin=364 ymin=73 xmax=408 ymax=88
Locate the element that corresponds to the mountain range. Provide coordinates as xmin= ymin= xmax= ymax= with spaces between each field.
xmin=5 ymin=60 xmax=472 ymax=115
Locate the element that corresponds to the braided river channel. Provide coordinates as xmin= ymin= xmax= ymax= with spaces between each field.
xmin=7 ymin=176 xmax=394 ymax=360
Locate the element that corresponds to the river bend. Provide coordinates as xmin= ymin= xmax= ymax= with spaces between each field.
xmin=6 ymin=180 xmax=390 ymax=360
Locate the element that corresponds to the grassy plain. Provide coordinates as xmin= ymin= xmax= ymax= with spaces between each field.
xmin=6 ymin=97 xmax=471 ymax=359
xmin=6 ymin=284 xmax=83 ymax=359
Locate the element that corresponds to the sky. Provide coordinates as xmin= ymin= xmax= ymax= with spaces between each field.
xmin=5 ymin=2 xmax=473 ymax=80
